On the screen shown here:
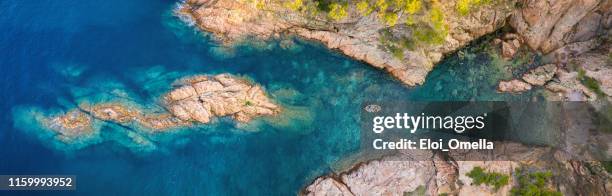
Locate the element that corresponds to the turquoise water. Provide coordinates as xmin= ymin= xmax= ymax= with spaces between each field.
xmin=0 ymin=0 xmax=535 ymax=195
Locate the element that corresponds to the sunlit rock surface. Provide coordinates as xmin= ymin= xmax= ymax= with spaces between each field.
xmin=164 ymin=74 xmax=280 ymax=124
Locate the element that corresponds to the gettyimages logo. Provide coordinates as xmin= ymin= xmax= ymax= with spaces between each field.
xmin=360 ymin=101 xmax=612 ymax=161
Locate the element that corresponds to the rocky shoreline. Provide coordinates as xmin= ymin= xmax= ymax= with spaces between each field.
xmin=302 ymin=141 xmax=611 ymax=195
xmin=176 ymin=0 xmax=516 ymax=86
xmin=177 ymin=0 xmax=610 ymax=97
xmin=42 ymin=74 xmax=280 ymax=142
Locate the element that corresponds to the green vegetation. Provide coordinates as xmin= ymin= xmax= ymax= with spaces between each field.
xmin=328 ymin=3 xmax=348 ymax=21
xmin=577 ymin=68 xmax=605 ymax=97
xmin=510 ymin=169 xmax=561 ymax=196
xmin=403 ymin=185 xmax=426 ymax=196
xmin=277 ymin=0 xmax=321 ymax=16
xmin=456 ymin=0 xmax=493 ymax=16
xmin=244 ymin=100 xmax=254 ymax=106
xmin=404 ymin=0 xmax=422 ymax=14
xmin=285 ymin=0 xmax=304 ymax=11
xmin=603 ymin=161 xmax=612 ymax=174
xmin=356 ymin=0 xmax=373 ymax=15
xmin=413 ymin=4 xmax=447 ymax=45
xmin=259 ymin=0 xmax=501 ymax=59
xmin=466 ymin=167 xmax=562 ymax=195
xmin=383 ymin=12 xmax=399 ymax=26
xmin=379 ymin=28 xmax=415 ymax=59
xmin=274 ymin=0 xmax=453 ymax=48
xmin=466 ymin=167 xmax=510 ymax=191
xmin=256 ymin=0 xmax=265 ymax=9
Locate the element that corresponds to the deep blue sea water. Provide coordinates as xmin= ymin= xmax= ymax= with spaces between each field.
xmin=0 ymin=0 xmax=537 ymax=195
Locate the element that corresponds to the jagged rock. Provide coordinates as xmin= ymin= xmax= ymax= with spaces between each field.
xmin=303 ymin=156 xmax=436 ymax=196
xmin=502 ymin=41 xmax=518 ymax=60
xmin=497 ymin=79 xmax=532 ymax=93
xmin=303 ymin=178 xmax=353 ymax=196
xmin=45 ymin=110 xmax=94 ymax=141
xmin=433 ymin=156 xmax=458 ymax=195
xmin=545 ymin=69 xmax=597 ymax=101
xmin=496 ymin=33 xmax=523 ymax=60
xmin=522 ymin=64 xmax=558 ymax=86
xmin=544 ymin=41 xmax=611 ymax=100
xmin=509 ymin=0 xmax=610 ymax=53
xmin=570 ymin=44 xmax=612 ymax=97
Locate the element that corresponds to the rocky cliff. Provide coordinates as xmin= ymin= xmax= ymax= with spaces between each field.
xmin=496 ymin=0 xmax=612 ymax=101
xmin=177 ymin=0 xmax=517 ymax=86
xmin=177 ymin=0 xmax=610 ymax=92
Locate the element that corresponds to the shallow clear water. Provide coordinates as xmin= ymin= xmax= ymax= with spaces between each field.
xmin=0 ymin=0 xmax=535 ymax=195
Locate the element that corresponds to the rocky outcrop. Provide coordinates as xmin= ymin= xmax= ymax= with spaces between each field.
xmin=544 ymin=41 xmax=611 ymax=101
xmin=497 ymin=79 xmax=532 ymax=93
xmin=44 ymin=110 xmax=94 ymax=142
xmin=509 ymin=0 xmax=610 ymax=54
xmin=42 ymin=74 xmax=280 ymax=141
xmin=545 ymin=69 xmax=598 ymax=101
xmin=303 ymin=143 xmax=612 ymax=196
xmin=569 ymin=43 xmax=612 ymax=97
xmin=177 ymin=0 xmax=517 ymax=86
xmin=495 ymin=33 xmax=523 ymax=60
xmin=164 ymin=74 xmax=280 ymax=123
xmin=522 ymin=64 xmax=558 ymax=86
xmin=303 ymin=156 xmax=436 ymax=196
